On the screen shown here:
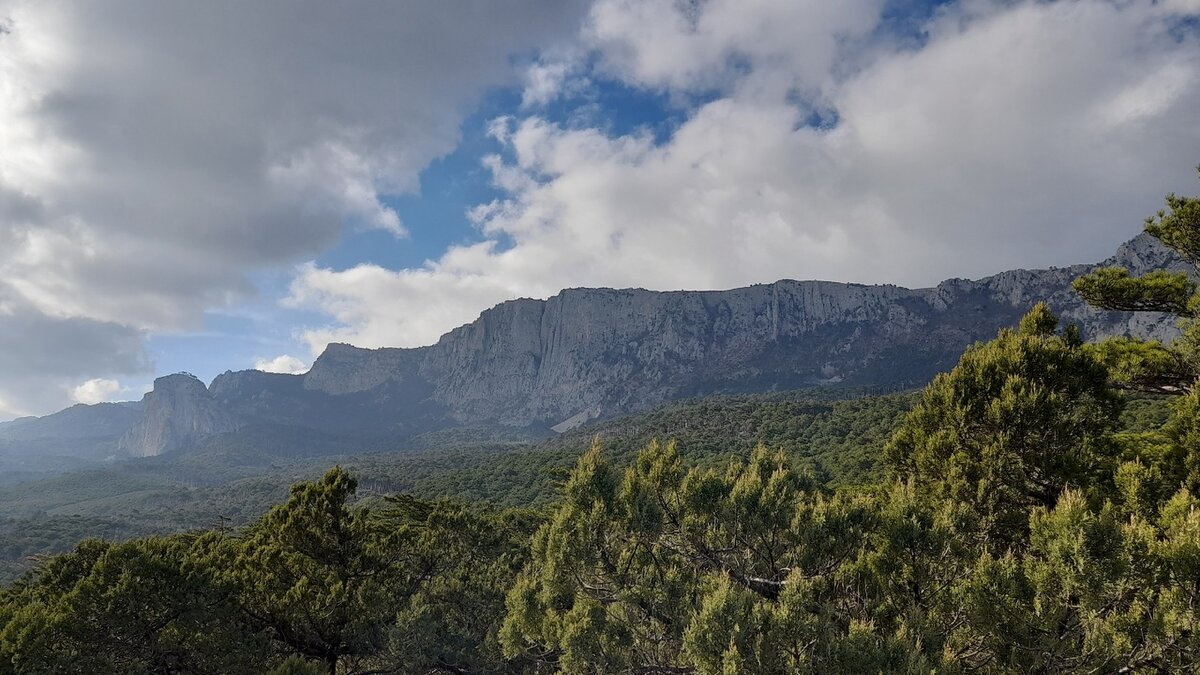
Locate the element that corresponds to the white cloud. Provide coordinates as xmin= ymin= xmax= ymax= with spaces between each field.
xmin=289 ymin=0 xmax=1200 ymax=352
xmin=70 ymin=378 xmax=122 ymax=405
xmin=6 ymin=0 xmax=1200 ymax=418
xmin=0 ymin=288 xmax=149 ymax=418
xmin=267 ymin=141 xmax=406 ymax=238
xmin=585 ymin=0 xmax=884 ymax=99
xmin=1162 ymin=0 xmax=1200 ymax=13
xmin=0 ymin=0 xmax=588 ymax=415
xmin=254 ymin=354 xmax=309 ymax=375
xmin=0 ymin=1 xmax=586 ymax=329
xmin=522 ymin=61 xmax=575 ymax=108
xmin=0 ymin=396 xmax=26 ymax=420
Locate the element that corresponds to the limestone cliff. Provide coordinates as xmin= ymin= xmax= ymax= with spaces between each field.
xmin=118 ymin=373 xmax=242 ymax=457
xmin=287 ymin=233 xmax=1183 ymax=432
xmin=56 ymin=234 xmax=1193 ymax=457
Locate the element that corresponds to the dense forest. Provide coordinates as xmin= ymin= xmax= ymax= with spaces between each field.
xmin=0 ymin=389 xmax=918 ymax=582
xmin=1 ymin=178 xmax=1199 ymax=673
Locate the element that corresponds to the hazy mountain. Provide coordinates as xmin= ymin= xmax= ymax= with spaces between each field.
xmin=117 ymin=374 xmax=242 ymax=458
xmin=7 ymin=234 xmax=1185 ymax=460
xmin=0 ymin=401 xmax=143 ymax=476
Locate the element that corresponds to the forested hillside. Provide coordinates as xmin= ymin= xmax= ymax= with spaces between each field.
xmin=1 ymin=301 xmax=1197 ymax=672
xmin=0 ymin=389 xmax=916 ymax=581
xmin=1 ymin=178 xmax=1199 ymax=673
xmin=0 ymin=339 xmax=1194 ymax=673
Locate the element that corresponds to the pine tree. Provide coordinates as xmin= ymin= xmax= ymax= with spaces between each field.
xmin=885 ymin=303 xmax=1120 ymax=547
xmin=227 ymin=467 xmax=405 ymax=674
xmin=1075 ymin=165 xmax=1200 ymax=499
xmin=500 ymin=440 xmax=887 ymax=673
xmin=1073 ymin=166 xmax=1200 ymax=394
xmin=0 ymin=536 xmax=269 ymax=674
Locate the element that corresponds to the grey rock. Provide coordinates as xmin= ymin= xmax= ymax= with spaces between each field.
xmin=14 ymin=235 xmax=1190 ymax=459
xmin=117 ymin=373 xmax=242 ymax=457
xmin=285 ymin=234 xmax=1184 ymax=433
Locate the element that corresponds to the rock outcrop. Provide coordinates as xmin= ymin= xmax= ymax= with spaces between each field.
xmin=118 ymin=373 xmax=242 ymax=457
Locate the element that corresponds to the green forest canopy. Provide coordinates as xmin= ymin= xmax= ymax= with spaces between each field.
xmin=2 ymin=171 xmax=1200 ymax=673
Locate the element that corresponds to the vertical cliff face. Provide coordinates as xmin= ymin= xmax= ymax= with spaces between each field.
xmin=86 ymin=234 xmax=1189 ymax=456
xmin=302 ymin=343 xmax=425 ymax=395
xmin=413 ymin=282 xmax=928 ymax=426
xmin=271 ymin=234 xmax=1185 ymax=434
xmin=118 ymin=373 xmax=242 ymax=457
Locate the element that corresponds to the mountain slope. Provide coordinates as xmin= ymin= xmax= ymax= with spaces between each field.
xmin=0 ymin=401 xmax=143 ymax=475
xmin=10 ymin=234 xmax=1187 ymax=459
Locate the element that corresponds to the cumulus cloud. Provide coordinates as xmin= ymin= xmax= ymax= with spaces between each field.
xmin=7 ymin=0 xmax=1200 ymax=418
xmin=70 ymin=378 xmax=123 ymax=405
xmin=254 ymin=355 xmax=309 ymax=375
xmin=289 ymin=0 xmax=1200 ymax=351
xmin=0 ymin=0 xmax=587 ymax=417
xmin=522 ymin=61 xmax=577 ymax=108
xmin=584 ymin=0 xmax=883 ymax=98
xmin=0 ymin=290 xmax=150 ymax=415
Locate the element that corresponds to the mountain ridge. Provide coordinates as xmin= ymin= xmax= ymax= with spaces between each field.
xmin=4 ymin=234 xmax=1186 ymax=462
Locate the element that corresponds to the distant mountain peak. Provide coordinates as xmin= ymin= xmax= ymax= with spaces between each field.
xmin=118 ymin=373 xmax=241 ymax=457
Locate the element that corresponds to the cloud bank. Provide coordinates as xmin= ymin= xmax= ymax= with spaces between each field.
xmin=3 ymin=0 xmax=1199 ymax=418
xmin=289 ymin=0 xmax=1200 ymax=350
xmin=0 ymin=0 xmax=586 ymax=416
xmin=254 ymin=355 xmax=309 ymax=376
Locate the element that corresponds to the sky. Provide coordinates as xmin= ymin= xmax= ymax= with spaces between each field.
xmin=1 ymin=0 xmax=1199 ymax=419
